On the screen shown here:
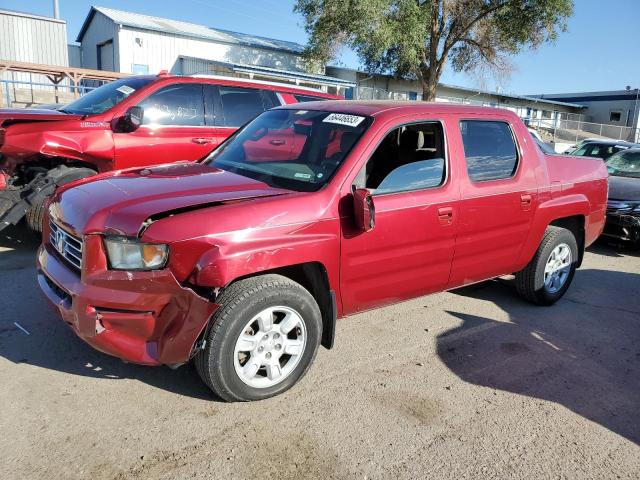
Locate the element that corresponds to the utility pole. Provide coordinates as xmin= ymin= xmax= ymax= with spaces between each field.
xmin=53 ymin=0 xmax=59 ymax=19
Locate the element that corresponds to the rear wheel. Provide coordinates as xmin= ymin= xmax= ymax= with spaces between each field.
xmin=515 ymin=226 xmax=578 ymax=305
xmin=195 ymin=274 xmax=322 ymax=402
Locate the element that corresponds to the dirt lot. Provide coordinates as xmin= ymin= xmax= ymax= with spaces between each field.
xmin=0 ymin=224 xmax=638 ymax=480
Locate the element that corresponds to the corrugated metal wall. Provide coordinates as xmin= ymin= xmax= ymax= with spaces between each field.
xmin=0 ymin=10 xmax=70 ymax=104
xmin=80 ymin=11 xmax=119 ymax=71
xmin=117 ymin=27 xmax=305 ymax=75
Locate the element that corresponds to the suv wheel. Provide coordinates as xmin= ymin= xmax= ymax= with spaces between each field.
xmin=515 ymin=226 xmax=578 ymax=305
xmin=195 ymin=274 xmax=322 ymax=402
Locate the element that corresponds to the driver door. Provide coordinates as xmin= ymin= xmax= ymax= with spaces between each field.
xmin=113 ymin=83 xmax=222 ymax=168
xmin=340 ymin=119 xmax=460 ymax=314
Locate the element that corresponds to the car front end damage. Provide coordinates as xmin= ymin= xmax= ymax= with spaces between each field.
xmin=37 ymin=217 xmax=219 ymax=366
xmin=603 ymin=200 xmax=640 ymax=244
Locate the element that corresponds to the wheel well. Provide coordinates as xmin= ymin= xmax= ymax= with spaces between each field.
xmin=550 ymin=215 xmax=585 ymax=266
xmin=16 ymin=157 xmax=98 ymax=186
xmin=228 ymin=263 xmax=336 ymax=350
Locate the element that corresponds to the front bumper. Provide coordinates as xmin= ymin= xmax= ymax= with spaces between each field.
xmin=602 ymin=212 xmax=640 ymax=243
xmin=37 ymin=240 xmax=218 ymax=365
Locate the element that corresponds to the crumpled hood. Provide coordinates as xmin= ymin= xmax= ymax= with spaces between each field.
xmin=49 ymin=162 xmax=290 ymax=236
xmin=0 ymin=108 xmax=81 ymax=126
xmin=608 ymin=175 xmax=640 ymax=202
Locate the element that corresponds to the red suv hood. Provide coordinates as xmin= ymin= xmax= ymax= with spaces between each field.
xmin=0 ymin=108 xmax=81 ymax=126
xmin=49 ymin=162 xmax=290 ymax=236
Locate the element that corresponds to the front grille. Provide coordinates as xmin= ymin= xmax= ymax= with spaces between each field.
xmin=49 ymin=220 xmax=83 ymax=270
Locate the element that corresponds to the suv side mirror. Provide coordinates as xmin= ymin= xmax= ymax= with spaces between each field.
xmin=353 ymin=188 xmax=375 ymax=232
xmin=116 ymin=106 xmax=144 ymax=132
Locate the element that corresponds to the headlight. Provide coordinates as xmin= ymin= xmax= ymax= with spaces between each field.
xmin=104 ymin=237 xmax=168 ymax=270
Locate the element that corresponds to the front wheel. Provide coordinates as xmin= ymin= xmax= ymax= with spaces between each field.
xmin=195 ymin=274 xmax=322 ymax=402
xmin=515 ymin=226 xmax=578 ymax=305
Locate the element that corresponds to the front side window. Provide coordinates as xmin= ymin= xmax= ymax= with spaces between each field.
xmin=354 ymin=122 xmax=446 ymax=194
xmin=138 ymin=84 xmax=205 ymax=126
xmin=606 ymin=150 xmax=640 ymax=179
xmin=219 ymin=86 xmax=266 ymax=127
xmin=460 ymin=120 xmax=518 ymax=182
xmin=206 ymin=109 xmax=371 ymax=191
xmin=62 ymin=77 xmax=154 ymax=115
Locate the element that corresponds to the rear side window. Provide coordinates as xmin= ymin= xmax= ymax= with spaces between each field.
xmin=138 ymin=84 xmax=205 ymax=126
xmin=292 ymin=94 xmax=329 ymax=103
xmin=219 ymin=86 xmax=266 ymax=127
xmin=460 ymin=120 xmax=518 ymax=182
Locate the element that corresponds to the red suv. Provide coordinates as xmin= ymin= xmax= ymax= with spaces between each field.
xmin=0 ymin=73 xmax=338 ymax=231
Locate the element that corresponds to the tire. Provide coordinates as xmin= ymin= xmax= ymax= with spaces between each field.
xmin=515 ymin=226 xmax=578 ymax=306
xmin=195 ymin=274 xmax=322 ymax=402
xmin=25 ymin=167 xmax=96 ymax=233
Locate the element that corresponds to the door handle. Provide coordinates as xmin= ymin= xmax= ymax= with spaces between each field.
xmin=192 ymin=137 xmax=214 ymax=145
xmin=521 ymin=194 xmax=533 ymax=211
xmin=269 ymin=139 xmax=286 ymax=146
xmin=437 ymin=207 xmax=454 ymax=226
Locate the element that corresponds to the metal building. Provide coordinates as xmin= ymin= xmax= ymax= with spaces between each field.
xmin=75 ymin=6 xmax=353 ymax=95
xmin=0 ymin=8 xmax=70 ymax=106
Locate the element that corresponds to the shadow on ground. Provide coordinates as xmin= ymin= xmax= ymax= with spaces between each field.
xmin=440 ymin=264 xmax=640 ymax=445
xmin=0 ymin=223 xmax=220 ymax=402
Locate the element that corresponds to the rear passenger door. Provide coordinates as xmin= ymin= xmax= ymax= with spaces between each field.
xmin=448 ymin=118 xmax=538 ymax=288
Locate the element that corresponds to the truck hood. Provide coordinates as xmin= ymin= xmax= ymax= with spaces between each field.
xmin=49 ymin=162 xmax=290 ymax=236
xmin=0 ymin=108 xmax=82 ymax=126
xmin=608 ymin=175 xmax=640 ymax=201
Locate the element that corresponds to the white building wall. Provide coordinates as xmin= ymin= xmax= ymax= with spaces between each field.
xmin=80 ymin=11 xmax=119 ymax=71
xmin=116 ymin=27 xmax=304 ymax=75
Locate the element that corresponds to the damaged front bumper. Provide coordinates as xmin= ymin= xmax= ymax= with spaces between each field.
xmin=602 ymin=212 xmax=640 ymax=243
xmin=37 ymin=236 xmax=219 ymax=365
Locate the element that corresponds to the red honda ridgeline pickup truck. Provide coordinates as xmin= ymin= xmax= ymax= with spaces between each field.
xmin=0 ymin=73 xmax=337 ymax=232
xmin=37 ymin=102 xmax=608 ymax=401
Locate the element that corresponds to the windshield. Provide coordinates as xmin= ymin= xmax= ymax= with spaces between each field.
xmin=62 ymin=77 xmax=154 ymax=115
xmin=205 ymin=109 xmax=372 ymax=192
xmin=605 ymin=150 xmax=640 ymax=179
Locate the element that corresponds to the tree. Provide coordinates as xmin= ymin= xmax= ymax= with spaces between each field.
xmin=294 ymin=0 xmax=573 ymax=101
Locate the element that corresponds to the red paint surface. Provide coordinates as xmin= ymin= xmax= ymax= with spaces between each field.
xmin=37 ymin=102 xmax=608 ymax=365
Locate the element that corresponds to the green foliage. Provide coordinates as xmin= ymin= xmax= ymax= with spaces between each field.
xmin=294 ymin=0 xmax=574 ymax=98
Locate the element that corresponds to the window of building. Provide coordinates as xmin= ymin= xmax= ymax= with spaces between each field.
xmin=138 ymin=84 xmax=205 ymax=126
xmin=460 ymin=120 xmax=518 ymax=182
xmin=218 ymin=86 xmax=266 ymax=127
xmin=132 ymin=64 xmax=149 ymax=75
xmin=610 ymin=111 xmax=622 ymax=122
xmin=354 ymin=122 xmax=446 ymax=194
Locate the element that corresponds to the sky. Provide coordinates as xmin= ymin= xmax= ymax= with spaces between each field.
xmin=1 ymin=0 xmax=639 ymax=95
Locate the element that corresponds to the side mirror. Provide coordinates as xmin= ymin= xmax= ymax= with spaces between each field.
xmin=116 ymin=105 xmax=144 ymax=132
xmin=353 ymin=188 xmax=375 ymax=232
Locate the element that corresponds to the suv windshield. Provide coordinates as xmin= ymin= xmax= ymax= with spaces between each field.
xmin=605 ymin=150 xmax=640 ymax=179
xmin=205 ymin=109 xmax=372 ymax=192
xmin=62 ymin=77 xmax=154 ymax=115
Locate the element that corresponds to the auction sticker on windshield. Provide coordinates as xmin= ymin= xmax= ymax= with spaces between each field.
xmin=323 ymin=113 xmax=365 ymax=127
xmin=116 ymin=85 xmax=135 ymax=96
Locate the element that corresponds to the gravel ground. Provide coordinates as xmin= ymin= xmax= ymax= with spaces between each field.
xmin=0 ymin=224 xmax=638 ymax=480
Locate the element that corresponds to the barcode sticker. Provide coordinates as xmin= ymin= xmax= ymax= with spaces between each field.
xmin=323 ymin=113 xmax=365 ymax=127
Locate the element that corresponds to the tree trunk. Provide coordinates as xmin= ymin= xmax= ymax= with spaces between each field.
xmin=422 ymin=81 xmax=438 ymax=102
xmin=420 ymin=64 xmax=440 ymax=102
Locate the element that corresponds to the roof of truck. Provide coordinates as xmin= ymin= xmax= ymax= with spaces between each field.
xmin=278 ymin=100 xmax=520 ymax=117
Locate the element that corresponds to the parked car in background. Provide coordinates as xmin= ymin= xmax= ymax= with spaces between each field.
xmin=564 ymin=139 xmax=638 ymax=159
xmin=0 ymin=73 xmax=339 ymax=232
xmin=37 ymin=102 xmax=608 ymax=401
xmin=602 ymin=148 xmax=640 ymax=245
